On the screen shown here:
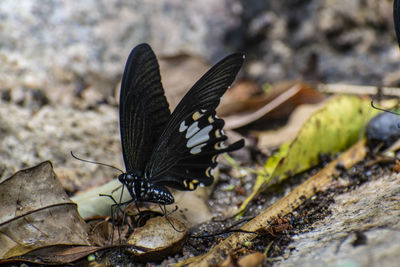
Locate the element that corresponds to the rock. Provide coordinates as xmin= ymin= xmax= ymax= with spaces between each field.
xmin=237 ymin=0 xmax=399 ymax=85
xmin=366 ymin=112 xmax=400 ymax=150
xmin=0 ymin=99 xmax=121 ymax=191
xmin=0 ymin=0 xmax=241 ymax=109
xmin=276 ymin=174 xmax=400 ymax=267
xmin=1 ymin=0 xmax=399 ymax=110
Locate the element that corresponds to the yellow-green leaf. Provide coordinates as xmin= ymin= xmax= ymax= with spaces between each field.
xmin=238 ymin=95 xmax=379 ymax=216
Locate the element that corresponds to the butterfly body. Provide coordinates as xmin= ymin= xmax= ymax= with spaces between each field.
xmin=118 ymin=173 xmax=174 ymax=204
xmin=118 ymin=43 xmax=244 ymax=205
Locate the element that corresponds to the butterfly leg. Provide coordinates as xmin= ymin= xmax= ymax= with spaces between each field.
xmin=99 ymin=193 xmax=120 ymax=244
xmin=158 ymin=204 xmax=185 ymax=232
xmin=134 ymin=201 xmax=141 ymax=214
xmin=99 ymin=193 xmax=136 ymax=244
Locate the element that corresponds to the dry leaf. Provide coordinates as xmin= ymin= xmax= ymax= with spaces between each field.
xmin=217 ymin=80 xmax=263 ymax=116
xmin=0 ymin=161 xmax=90 ymax=260
xmin=127 ymin=216 xmax=187 ymax=262
xmin=255 ymin=101 xmax=325 ymax=148
xmin=224 ymin=82 xmax=323 ymax=130
xmin=237 ymin=252 xmax=266 ymax=267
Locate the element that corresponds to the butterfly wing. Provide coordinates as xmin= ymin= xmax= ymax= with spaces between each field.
xmin=394 ymin=0 xmax=400 ymax=46
xmin=119 ymin=43 xmax=171 ymax=173
xmin=145 ymin=53 xmax=244 ymax=190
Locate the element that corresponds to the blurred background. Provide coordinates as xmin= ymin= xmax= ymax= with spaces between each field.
xmin=0 ymin=0 xmax=397 ymax=107
xmin=0 ymin=0 xmax=398 ymax=189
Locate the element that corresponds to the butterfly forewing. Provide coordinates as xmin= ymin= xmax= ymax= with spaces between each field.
xmin=119 ymin=44 xmax=171 ymax=173
xmin=168 ymin=53 xmax=244 ymax=128
xmin=145 ymin=53 xmax=245 ymax=189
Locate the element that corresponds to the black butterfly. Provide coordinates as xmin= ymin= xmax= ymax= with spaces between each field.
xmin=117 ymin=43 xmax=244 ymax=205
xmin=395 ymin=0 xmax=400 ymax=45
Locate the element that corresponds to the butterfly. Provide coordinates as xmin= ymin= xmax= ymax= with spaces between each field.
xmin=117 ymin=43 xmax=244 ymax=205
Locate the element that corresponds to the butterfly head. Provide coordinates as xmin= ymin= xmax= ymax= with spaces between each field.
xmin=118 ymin=172 xmax=139 ymax=188
xmin=118 ymin=172 xmax=141 ymax=201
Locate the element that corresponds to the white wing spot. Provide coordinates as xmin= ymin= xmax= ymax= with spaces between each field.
xmin=187 ymin=125 xmax=212 ymax=147
xmin=190 ymin=143 xmax=207 ymax=154
xmin=186 ymin=121 xmax=200 ymax=138
xmin=214 ymin=141 xmax=226 ymax=150
xmin=179 ymin=121 xmax=188 ymax=132
xmin=212 ymin=155 xmax=218 ymax=163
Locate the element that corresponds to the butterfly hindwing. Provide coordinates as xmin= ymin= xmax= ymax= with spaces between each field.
xmin=119 ymin=44 xmax=171 ymax=173
xmin=145 ymin=53 xmax=245 ymax=190
xmin=151 ymin=109 xmax=244 ymax=191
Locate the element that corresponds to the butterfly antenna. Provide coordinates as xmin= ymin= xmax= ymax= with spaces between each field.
xmin=371 ymin=101 xmax=400 ymax=116
xmin=70 ymin=151 xmax=124 ymax=174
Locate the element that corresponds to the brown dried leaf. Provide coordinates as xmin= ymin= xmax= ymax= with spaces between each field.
xmin=237 ymin=252 xmax=266 ymax=267
xmin=224 ymin=82 xmax=323 ymax=130
xmin=208 ymin=252 xmax=265 ymax=267
xmin=218 ymin=254 xmax=238 ymax=267
xmin=0 ymin=161 xmax=90 ymax=260
xmin=255 ymin=101 xmax=325 ymax=148
xmin=19 ymin=245 xmax=103 ymax=264
xmin=217 ymin=80 xmax=262 ymax=116
xmin=89 ymin=219 xmax=114 ymax=246
xmin=127 ymin=216 xmax=187 ymax=262
xmin=169 ymin=189 xmax=213 ymax=227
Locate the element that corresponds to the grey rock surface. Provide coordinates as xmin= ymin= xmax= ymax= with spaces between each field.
xmin=240 ymin=0 xmax=400 ymax=85
xmin=0 ymin=0 xmax=240 ymax=107
xmin=1 ymin=0 xmax=399 ymax=112
xmin=0 ymin=100 xmax=121 ymax=191
xmin=275 ymin=174 xmax=400 ymax=267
